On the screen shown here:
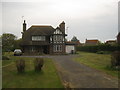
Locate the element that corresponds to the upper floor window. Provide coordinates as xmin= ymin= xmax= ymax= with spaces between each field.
xmin=54 ymin=29 xmax=62 ymax=34
xmin=32 ymin=36 xmax=45 ymax=41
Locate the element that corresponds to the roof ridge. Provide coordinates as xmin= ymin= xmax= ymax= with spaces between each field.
xmin=87 ymin=40 xmax=99 ymax=41
xmin=32 ymin=25 xmax=52 ymax=27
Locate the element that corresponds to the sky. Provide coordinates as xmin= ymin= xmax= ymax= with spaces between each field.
xmin=1 ymin=0 xmax=119 ymax=43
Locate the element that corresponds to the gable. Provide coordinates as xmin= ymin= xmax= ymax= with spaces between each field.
xmin=53 ymin=29 xmax=62 ymax=34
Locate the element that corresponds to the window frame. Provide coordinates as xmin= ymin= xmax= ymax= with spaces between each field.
xmin=32 ymin=35 xmax=46 ymax=41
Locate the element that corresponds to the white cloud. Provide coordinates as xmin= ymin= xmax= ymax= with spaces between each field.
xmin=2 ymin=0 xmax=119 ymax=42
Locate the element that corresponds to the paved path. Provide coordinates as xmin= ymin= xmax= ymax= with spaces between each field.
xmin=21 ymin=55 xmax=118 ymax=88
xmin=50 ymin=55 xmax=118 ymax=88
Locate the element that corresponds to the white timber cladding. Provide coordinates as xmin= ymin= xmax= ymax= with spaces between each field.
xmin=54 ymin=29 xmax=62 ymax=34
xmin=52 ymin=29 xmax=64 ymax=52
xmin=66 ymin=45 xmax=75 ymax=54
xmin=32 ymin=36 xmax=45 ymax=41
xmin=53 ymin=35 xmax=63 ymax=43
xmin=51 ymin=29 xmax=64 ymax=44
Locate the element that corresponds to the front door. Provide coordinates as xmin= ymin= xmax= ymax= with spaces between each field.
xmin=43 ymin=45 xmax=49 ymax=54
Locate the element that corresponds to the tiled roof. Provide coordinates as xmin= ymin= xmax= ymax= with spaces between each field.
xmin=29 ymin=25 xmax=55 ymax=35
xmin=85 ymin=39 xmax=99 ymax=45
xmin=86 ymin=39 xmax=99 ymax=43
xmin=22 ymin=25 xmax=55 ymax=45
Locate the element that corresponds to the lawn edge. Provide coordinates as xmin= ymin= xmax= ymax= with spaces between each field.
xmin=73 ymin=56 xmax=119 ymax=79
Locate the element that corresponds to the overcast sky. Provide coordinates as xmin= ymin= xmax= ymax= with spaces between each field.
xmin=1 ymin=0 xmax=119 ymax=43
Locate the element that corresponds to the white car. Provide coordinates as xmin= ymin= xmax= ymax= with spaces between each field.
xmin=14 ymin=49 xmax=22 ymax=56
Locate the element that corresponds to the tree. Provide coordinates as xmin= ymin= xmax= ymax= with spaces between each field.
xmin=14 ymin=38 xmax=22 ymax=49
xmin=2 ymin=33 xmax=17 ymax=52
xmin=71 ymin=36 xmax=79 ymax=42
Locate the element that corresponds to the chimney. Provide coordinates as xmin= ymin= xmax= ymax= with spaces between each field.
xmin=23 ymin=20 xmax=26 ymax=32
xmin=59 ymin=21 xmax=65 ymax=33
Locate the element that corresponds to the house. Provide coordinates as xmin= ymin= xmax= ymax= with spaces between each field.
xmin=105 ymin=40 xmax=116 ymax=45
xmin=85 ymin=39 xmax=100 ymax=46
xmin=117 ymin=32 xmax=120 ymax=44
xmin=21 ymin=20 xmax=75 ymax=55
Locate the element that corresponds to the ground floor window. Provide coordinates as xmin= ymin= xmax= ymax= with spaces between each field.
xmin=53 ymin=45 xmax=62 ymax=52
xmin=30 ymin=46 xmax=36 ymax=52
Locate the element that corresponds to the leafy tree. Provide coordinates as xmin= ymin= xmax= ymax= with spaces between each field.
xmin=14 ymin=38 xmax=22 ymax=49
xmin=71 ymin=36 xmax=79 ymax=42
xmin=2 ymin=33 xmax=17 ymax=52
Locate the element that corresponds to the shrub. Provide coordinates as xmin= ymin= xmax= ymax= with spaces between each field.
xmin=2 ymin=55 xmax=10 ymax=60
xmin=77 ymin=44 xmax=120 ymax=53
xmin=34 ymin=58 xmax=44 ymax=72
xmin=111 ymin=51 xmax=120 ymax=68
xmin=16 ymin=59 xmax=25 ymax=73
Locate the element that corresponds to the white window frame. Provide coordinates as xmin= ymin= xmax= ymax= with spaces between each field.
xmin=32 ymin=36 xmax=46 ymax=41
xmin=53 ymin=45 xmax=62 ymax=52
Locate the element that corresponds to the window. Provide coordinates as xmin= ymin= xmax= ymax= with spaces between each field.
xmin=32 ymin=36 xmax=45 ymax=41
xmin=53 ymin=35 xmax=64 ymax=43
xmin=50 ymin=36 xmax=52 ymax=41
xmin=53 ymin=45 xmax=62 ymax=52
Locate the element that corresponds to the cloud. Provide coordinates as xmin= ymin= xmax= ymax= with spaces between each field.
xmin=2 ymin=0 xmax=118 ymax=42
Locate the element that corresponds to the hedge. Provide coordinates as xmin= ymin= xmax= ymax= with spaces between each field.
xmin=76 ymin=44 xmax=120 ymax=53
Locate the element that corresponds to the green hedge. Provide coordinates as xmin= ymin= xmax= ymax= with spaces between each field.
xmin=76 ymin=44 xmax=120 ymax=53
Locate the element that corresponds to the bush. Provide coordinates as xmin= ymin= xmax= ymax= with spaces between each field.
xmin=34 ymin=58 xmax=44 ymax=72
xmin=77 ymin=44 xmax=120 ymax=53
xmin=111 ymin=51 xmax=120 ymax=68
xmin=16 ymin=59 xmax=25 ymax=73
xmin=2 ymin=55 xmax=10 ymax=60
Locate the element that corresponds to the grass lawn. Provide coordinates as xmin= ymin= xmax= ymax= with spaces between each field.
xmin=2 ymin=56 xmax=64 ymax=88
xmin=74 ymin=52 xmax=118 ymax=78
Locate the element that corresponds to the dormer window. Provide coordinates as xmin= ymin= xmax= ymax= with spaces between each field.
xmin=32 ymin=36 xmax=45 ymax=41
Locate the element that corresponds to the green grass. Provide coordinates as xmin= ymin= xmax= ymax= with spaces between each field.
xmin=2 ymin=56 xmax=64 ymax=88
xmin=74 ymin=52 xmax=118 ymax=77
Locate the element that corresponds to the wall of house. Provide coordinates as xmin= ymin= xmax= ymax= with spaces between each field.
xmin=66 ymin=45 xmax=75 ymax=54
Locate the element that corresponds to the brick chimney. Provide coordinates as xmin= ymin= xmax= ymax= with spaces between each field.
xmin=59 ymin=21 xmax=65 ymax=33
xmin=23 ymin=20 xmax=26 ymax=32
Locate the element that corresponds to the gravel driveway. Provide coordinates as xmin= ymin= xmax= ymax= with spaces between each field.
xmin=21 ymin=55 xmax=118 ymax=88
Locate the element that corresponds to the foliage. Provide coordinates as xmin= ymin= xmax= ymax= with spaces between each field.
xmin=2 ymin=33 xmax=22 ymax=53
xmin=34 ymin=58 xmax=44 ymax=72
xmin=2 ymin=33 xmax=17 ymax=52
xmin=16 ymin=59 xmax=25 ymax=73
xmin=14 ymin=38 xmax=22 ymax=49
xmin=77 ymin=44 xmax=120 ymax=53
xmin=111 ymin=51 xmax=120 ymax=68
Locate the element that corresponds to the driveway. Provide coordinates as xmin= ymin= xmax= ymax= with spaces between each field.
xmin=21 ymin=55 xmax=118 ymax=88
